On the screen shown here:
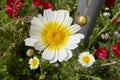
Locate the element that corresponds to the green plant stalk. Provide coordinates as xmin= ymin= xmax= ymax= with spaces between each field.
xmin=87 ymin=11 xmax=120 ymax=49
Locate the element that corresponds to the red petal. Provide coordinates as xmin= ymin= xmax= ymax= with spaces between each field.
xmin=33 ymin=0 xmax=42 ymax=6
xmin=105 ymin=0 xmax=116 ymax=8
xmin=95 ymin=48 xmax=108 ymax=60
xmin=42 ymin=2 xmax=53 ymax=10
xmin=116 ymin=18 xmax=120 ymax=25
xmin=5 ymin=0 xmax=24 ymax=18
xmin=112 ymin=41 xmax=120 ymax=57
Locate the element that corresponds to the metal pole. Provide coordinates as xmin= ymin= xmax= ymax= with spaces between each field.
xmin=76 ymin=0 xmax=106 ymax=45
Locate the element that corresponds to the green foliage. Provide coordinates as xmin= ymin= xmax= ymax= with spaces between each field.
xmin=0 ymin=0 xmax=120 ymax=80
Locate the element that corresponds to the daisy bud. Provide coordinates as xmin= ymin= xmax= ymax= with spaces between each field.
xmin=103 ymin=12 xmax=111 ymax=18
xmin=19 ymin=58 xmax=23 ymax=61
xmin=114 ymin=31 xmax=119 ymax=37
xmin=26 ymin=49 xmax=34 ymax=57
xmin=76 ymin=16 xmax=87 ymax=26
xmin=101 ymin=33 xmax=109 ymax=40
xmin=39 ymin=75 xmax=45 ymax=80
xmin=54 ymin=63 xmax=59 ymax=68
xmin=73 ymin=6 xmax=76 ymax=10
xmin=66 ymin=5 xmax=70 ymax=11
xmin=104 ymin=7 xmax=110 ymax=11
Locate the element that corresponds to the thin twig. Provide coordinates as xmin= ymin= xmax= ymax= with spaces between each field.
xmin=100 ymin=61 xmax=117 ymax=67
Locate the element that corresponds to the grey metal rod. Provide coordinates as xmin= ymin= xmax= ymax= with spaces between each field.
xmin=76 ymin=0 xmax=106 ymax=45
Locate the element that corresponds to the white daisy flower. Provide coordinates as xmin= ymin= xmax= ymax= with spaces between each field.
xmin=29 ymin=56 xmax=39 ymax=70
xmin=25 ymin=9 xmax=84 ymax=63
xmin=78 ymin=52 xmax=95 ymax=67
xmin=103 ymin=12 xmax=111 ymax=18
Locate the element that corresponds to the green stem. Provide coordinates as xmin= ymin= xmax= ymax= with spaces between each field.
xmin=87 ymin=11 xmax=120 ymax=49
xmin=87 ymin=25 xmax=109 ymax=49
xmin=39 ymin=60 xmax=43 ymax=75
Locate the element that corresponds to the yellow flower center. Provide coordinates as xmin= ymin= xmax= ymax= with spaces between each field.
xmin=41 ymin=22 xmax=70 ymax=50
xmin=82 ymin=55 xmax=91 ymax=64
xmin=31 ymin=59 xmax=38 ymax=67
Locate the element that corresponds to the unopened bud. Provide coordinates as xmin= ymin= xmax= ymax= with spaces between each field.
xmin=66 ymin=5 xmax=70 ymax=11
xmin=101 ymin=33 xmax=109 ymax=40
xmin=39 ymin=75 xmax=45 ymax=80
xmin=26 ymin=49 xmax=34 ymax=57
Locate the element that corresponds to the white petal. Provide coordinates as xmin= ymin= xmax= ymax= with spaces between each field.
xmin=70 ymin=34 xmax=84 ymax=43
xmin=31 ymin=17 xmax=43 ymax=28
xmin=63 ymin=16 xmax=73 ymax=27
xmin=65 ymin=44 xmax=78 ymax=50
xmin=50 ymin=50 xmax=58 ymax=63
xmin=24 ymin=38 xmax=37 ymax=47
xmin=44 ymin=9 xmax=54 ymax=22
xmin=53 ymin=10 xmax=59 ymax=21
xmin=30 ymin=25 xmax=41 ymax=32
xmin=37 ymin=14 xmax=47 ymax=24
xmin=58 ymin=48 xmax=67 ymax=62
xmin=34 ymin=41 xmax=46 ymax=51
xmin=65 ymin=34 xmax=84 ymax=49
xmin=54 ymin=10 xmax=68 ymax=23
xmin=28 ymin=58 xmax=32 ymax=64
xmin=29 ymin=27 xmax=41 ymax=39
xmin=30 ymin=65 xmax=34 ymax=69
xmin=64 ymin=49 xmax=73 ymax=61
xmin=42 ymin=48 xmax=55 ymax=60
xmin=30 ymin=17 xmax=44 ymax=39
xmin=69 ymin=24 xmax=81 ymax=34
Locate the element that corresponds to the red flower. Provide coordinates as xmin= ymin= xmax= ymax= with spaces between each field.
xmin=5 ymin=0 xmax=24 ymax=18
xmin=104 ymin=0 xmax=116 ymax=8
xmin=33 ymin=0 xmax=42 ymax=6
xmin=42 ymin=2 xmax=53 ymax=10
xmin=116 ymin=18 xmax=120 ymax=25
xmin=112 ymin=41 xmax=120 ymax=57
xmin=95 ymin=48 xmax=108 ymax=60
xmin=5 ymin=5 xmax=18 ymax=18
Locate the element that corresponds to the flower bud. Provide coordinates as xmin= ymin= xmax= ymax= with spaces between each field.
xmin=39 ymin=75 xmax=45 ymax=80
xmin=101 ymin=33 xmax=109 ymax=40
xmin=54 ymin=63 xmax=59 ymax=68
xmin=26 ymin=49 xmax=34 ymax=57
xmin=66 ymin=5 xmax=70 ymax=11
xmin=103 ymin=12 xmax=111 ymax=18
xmin=114 ymin=31 xmax=120 ymax=38
xmin=76 ymin=16 xmax=87 ymax=26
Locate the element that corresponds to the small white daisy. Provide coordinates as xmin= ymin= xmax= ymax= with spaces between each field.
xmin=25 ymin=9 xmax=84 ymax=63
xmin=78 ymin=52 xmax=95 ymax=67
xmin=29 ymin=56 xmax=39 ymax=70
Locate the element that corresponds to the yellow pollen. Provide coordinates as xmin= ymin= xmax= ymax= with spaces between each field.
xmin=31 ymin=59 xmax=38 ymax=67
xmin=41 ymin=22 xmax=70 ymax=50
xmin=82 ymin=55 xmax=91 ymax=64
